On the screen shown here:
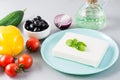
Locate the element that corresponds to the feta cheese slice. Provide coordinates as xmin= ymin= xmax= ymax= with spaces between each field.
xmin=52 ymin=32 xmax=109 ymax=67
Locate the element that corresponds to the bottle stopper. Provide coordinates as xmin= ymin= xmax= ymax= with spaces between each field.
xmin=87 ymin=0 xmax=97 ymax=4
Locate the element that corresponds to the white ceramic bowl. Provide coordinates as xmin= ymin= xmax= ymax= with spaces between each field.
xmin=23 ymin=20 xmax=51 ymax=39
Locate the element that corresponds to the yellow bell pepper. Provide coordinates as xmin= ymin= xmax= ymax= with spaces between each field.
xmin=0 ymin=25 xmax=24 ymax=56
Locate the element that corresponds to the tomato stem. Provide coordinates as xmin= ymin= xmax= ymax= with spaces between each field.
xmin=18 ymin=64 xmax=28 ymax=72
xmin=16 ymin=68 xmax=20 ymax=73
xmin=14 ymin=57 xmax=17 ymax=60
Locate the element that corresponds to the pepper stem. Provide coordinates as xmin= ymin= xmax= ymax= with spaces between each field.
xmin=23 ymin=8 xmax=27 ymax=12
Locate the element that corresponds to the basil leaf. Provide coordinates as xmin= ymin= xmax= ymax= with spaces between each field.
xmin=66 ymin=38 xmax=87 ymax=52
xmin=66 ymin=39 xmax=72 ymax=47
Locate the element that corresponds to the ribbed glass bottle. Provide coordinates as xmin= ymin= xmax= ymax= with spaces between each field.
xmin=75 ymin=0 xmax=106 ymax=30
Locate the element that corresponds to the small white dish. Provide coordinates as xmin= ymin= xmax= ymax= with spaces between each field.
xmin=23 ymin=20 xmax=51 ymax=39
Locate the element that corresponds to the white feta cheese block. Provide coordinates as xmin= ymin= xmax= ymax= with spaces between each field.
xmin=52 ymin=32 xmax=109 ymax=67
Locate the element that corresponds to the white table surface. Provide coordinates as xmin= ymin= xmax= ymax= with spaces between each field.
xmin=0 ymin=0 xmax=120 ymax=80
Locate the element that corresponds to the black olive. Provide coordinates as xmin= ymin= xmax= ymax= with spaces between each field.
xmin=37 ymin=16 xmax=42 ymax=21
xmin=46 ymin=23 xmax=49 ymax=27
xmin=33 ymin=21 xmax=37 ymax=26
xmin=45 ymin=25 xmax=49 ymax=29
xmin=43 ymin=20 xmax=49 ymax=26
xmin=33 ymin=18 xmax=38 ymax=21
xmin=31 ymin=20 xmax=35 ymax=24
xmin=25 ymin=20 xmax=32 ymax=27
xmin=43 ymin=26 xmax=48 ymax=30
xmin=33 ymin=27 xmax=38 ymax=32
xmin=26 ymin=20 xmax=32 ymax=24
xmin=29 ymin=24 xmax=34 ymax=31
xmin=41 ymin=23 xmax=46 ymax=27
xmin=33 ymin=20 xmax=40 ymax=26
xmin=40 ymin=28 xmax=44 ymax=31
xmin=25 ymin=26 xmax=30 ymax=30
xmin=25 ymin=23 xmax=28 ymax=28
xmin=36 ymin=28 xmax=41 ymax=32
xmin=43 ymin=20 xmax=48 ymax=24
xmin=36 ymin=20 xmax=41 ymax=26
xmin=37 ymin=22 xmax=42 ymax=27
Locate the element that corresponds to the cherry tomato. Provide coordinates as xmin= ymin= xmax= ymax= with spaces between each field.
xmin=18 ymin=54 xmax=33 ymax=69
xmin=0 ymin=55 xmax=15 ymax=68
xmin=5 ymin=63 xmax=19 ymax=77
xmin=26 ymin=38 xmax=40 ymax=52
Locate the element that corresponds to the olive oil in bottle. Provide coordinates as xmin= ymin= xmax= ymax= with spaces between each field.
xmin=75 ymin=0 xmax=106 ymax=30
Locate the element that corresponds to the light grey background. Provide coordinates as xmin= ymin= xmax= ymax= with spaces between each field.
xmin=0 ymin=0 xmax=120 ymax=80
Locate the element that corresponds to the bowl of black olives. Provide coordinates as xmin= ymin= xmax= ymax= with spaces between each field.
xmin=23 ymin=16 xmax=51 ymax=39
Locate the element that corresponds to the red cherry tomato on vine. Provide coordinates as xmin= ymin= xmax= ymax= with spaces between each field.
xmin=0 ymin=55 xmax=15 ymax=68
xmin=26 ymin=38 xmax=40 ymax=52
xmin=18 ymin=54 xmax=33 ymax=69
xmin=5 ymin=63 xmax=19 ymax=77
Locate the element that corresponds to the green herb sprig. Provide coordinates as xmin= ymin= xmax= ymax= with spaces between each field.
xmin=66 ymin=38 xmax=87 ymax=51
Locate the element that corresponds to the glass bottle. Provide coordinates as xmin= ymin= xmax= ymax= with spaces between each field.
xmin=75 ymin=0 xmax=106 ymax=30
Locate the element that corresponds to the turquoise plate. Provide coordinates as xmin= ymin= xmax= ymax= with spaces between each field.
xmin=41 ymin=29 xmax=119 ymax=75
